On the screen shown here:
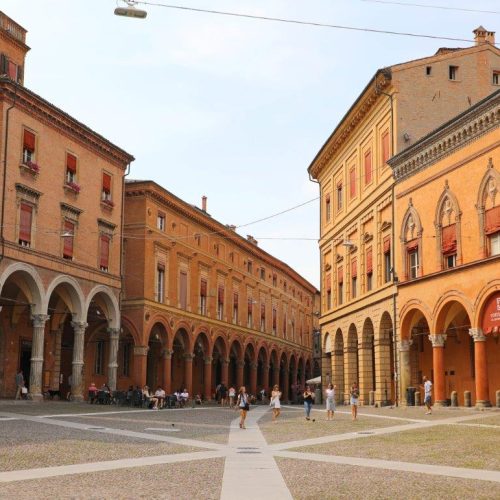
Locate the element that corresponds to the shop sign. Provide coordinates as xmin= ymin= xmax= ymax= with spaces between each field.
xmin=482 ymin=291 xmax=500 ymax=335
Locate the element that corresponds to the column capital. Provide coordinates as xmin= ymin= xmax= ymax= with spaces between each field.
xmin=71 ymin=321 xmax=88 ymax=334
xmin=429 ymin=334 xmax=447 ymax=347
xmin=107 ymin=327 xmax=120 ymax=338
xmin=236 ymin=360 xmax=245 ymax=368
xmin=221 ymin=358 xmax=230 ymax=365
xmin=184 ymin=353 xmax=195 ymax=361
xmin=263 ymin=364 xmax=270 ymax=371
xmin=469 ymin=328 xmax=486 ymax=342
xmin=162 ymin=349 xmax=173 ymax=359
xmin=32 ymin=314 xmax=50 ymax=328
xmin=250 ymin=362 xmax=258 ymax=370
xmin=204 ymin=356 xmax=213 ymax=365
xmin=133 ymin=345 xmax=149 ymax=356
xmin=399 ymin=339 xmax=413 ymax=352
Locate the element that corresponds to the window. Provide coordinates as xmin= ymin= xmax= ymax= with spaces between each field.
xmin=383 ymin=236 xmax=391 ymax=283
xmin=485 ymin=206 xmax=500 ymax=255
xmin=366 ymin=246 xmax=373 ymax=292
xmin=247 ymin=297 xmax=253 ymax=328
xmin=102 ymin=172 xmax=112 ymax=202
xmin=494 ymin=71 xmax=500 ymax=86
xmin=260 ymin=303 xmax=266 ymax=331
xmin=217 ymin=286 xmax=224 ymax=320
xmin=381 ymin=130 xmax=390 ymax=164
xmin=445 ymin=254 xmax=457 ymax=269
xmin=349 ymin=167 xmax=356 ymax=199
xmin=1 ymin=54 xmax=20 ymax=81
xmin=65 ymin=153 xmax=77 ymax=184
xmin=449 ymin=65 xmax=459 ymax=81
xmin=200 ymin=279 xmax=207 ymax=315
xmin=272 ymin=307 xmax=277 ymax=335
xmin=62 ymin=220 xmax=75 ymax=260
xmin=326 ymin=274 xmax=332 ymax=310
xmin=99 ymin=234 xmax=110 ymax=271
xmin=122 ymin=343 xmax=131 ymax=377
xmin=157 ymin=213 xmax=165 ymax=231
xmin=272 ymin=273 xmax=277 ymax=287
xmin=426 ymin=66 xmax=432 ymax=76
xmin=260 ymin=267 xmax=266 ymax=280
xmin=233 ymin=292 xmax=239 ymax=323
xmin=490 ymin=232 xmax=500 ymax=256
xmin=441 ymin=224 xmax=457 ymax=269
xmin=179 ymin=271 xmax=188 ymax=310
xmin=407 ymin=242 xmax=419 ymax=279
xmin=7 ymin=59 xmax=18 ymax=80
xmin=337 ymin=182 xmax=343 ymax=211
xmin=22 ymin=129 xmax=36 ymax=164
xmin=247 ymin=260 xmax=253 ymax=274
xmin=283 ymin=311 xmax=287 ymax=337
xmin=325 ymin=194 xmax=331 ymax=221
xmin=338 ymin=266 xmax=343 ymax=306
xmin=351 ymin=258 xmax=357 ymax=299
xmin=19 ymin=202 xmax=33 ymax=247
xmin=364 ymin=150 xmax=372 ymax=185
xmin=95 ymin=341 xmax=104 ymax=375
xmin=156 ymin=265 xmax=165 ymax=302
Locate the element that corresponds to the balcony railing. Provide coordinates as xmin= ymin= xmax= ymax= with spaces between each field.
xmin=0 ymin=13 xmax=27 ymax=44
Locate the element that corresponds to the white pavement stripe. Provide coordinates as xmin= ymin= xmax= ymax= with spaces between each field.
xmin=275 ymin=450 xmax=500 ymax=483
xmin=220 ymin=407 xmax=293 ymax=500
xmin=0 ymin=450 xmax=225 ymax=483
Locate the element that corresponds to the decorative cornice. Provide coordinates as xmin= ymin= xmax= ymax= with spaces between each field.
xmin=15 ymin=183 xmax=41 ymax=200
xmin=97 ymin=218 xmax=116 ymax=231
xmin=390 ymin=90 xmax=500 ymax=182
xmin=60 ymin=202 xmax=82 ymax=219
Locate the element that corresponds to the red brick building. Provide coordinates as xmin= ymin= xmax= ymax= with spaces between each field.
xmin=0 ymin=12 xmax=134 ymax=399
xmin=122 ymin=180 xmax=318 ymax=400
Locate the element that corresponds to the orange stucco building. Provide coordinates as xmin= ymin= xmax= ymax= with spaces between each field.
xmin=0 ymin=12 xmax=134 ymax=399
xmin=121 ymin=180 xmax=318 ymax=400
xmin=390 ymin=89 xmax=500 ymax=407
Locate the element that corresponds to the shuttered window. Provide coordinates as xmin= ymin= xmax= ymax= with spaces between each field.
xmin=99 ymin=235 xmax=110 ymax=270
xmin=364 ymin=150 xmax=372 ymax=184
xmin=63 ymin=220 xmax=74 ymax=259
xmin=179 ymin=271 xmax=188 ymax=310
xmin=19 ymin=203 xmax=33 ymax=245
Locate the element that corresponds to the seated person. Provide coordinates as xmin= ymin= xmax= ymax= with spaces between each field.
xmin=194 ymin=393 xmax=202 ymax=405
xmin=154 ymin=387 xmax=166 ymax=408
xmin=180 ymin=388 xmax=189 ymax=407
xmin=142 ymin=385 xmax=159 ymax=410
xmin=88 ymin=382 xmax=98 ymax=403
xmin=126 ymin=385 xmax=134 ymax=405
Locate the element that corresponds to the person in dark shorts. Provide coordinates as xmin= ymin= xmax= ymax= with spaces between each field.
xmin=220 ymin=383 xmax=227 ymax=407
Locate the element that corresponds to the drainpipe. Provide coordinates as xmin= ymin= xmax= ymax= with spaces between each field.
xmin=118 ymin=162 xmax=131 ymax=329
xmin=0 ymin=81 xmax=19 ymax=262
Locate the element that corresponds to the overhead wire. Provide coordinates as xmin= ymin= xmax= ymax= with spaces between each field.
xmin=133 ymin=0 xmax=497 ymax=45
xmin=360 ymin=0 xmax=500 ymax=16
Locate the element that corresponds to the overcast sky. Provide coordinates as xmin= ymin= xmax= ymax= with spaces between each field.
xmin=4 ymin=0 xmax=497 ymax=287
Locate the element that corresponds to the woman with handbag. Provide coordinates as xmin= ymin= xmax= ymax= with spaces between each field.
xmin=237 ymin=386 xmax=249 ymax=429
xmin=303 ymin=385 xmax=315 ymax=421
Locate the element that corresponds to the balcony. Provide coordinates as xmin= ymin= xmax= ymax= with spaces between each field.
xmin=19 ymin=160 xmax=40 ymax=176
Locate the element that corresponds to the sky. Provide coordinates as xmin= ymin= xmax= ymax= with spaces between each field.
xmin=3 ymin=0 xmax=497 ymax=287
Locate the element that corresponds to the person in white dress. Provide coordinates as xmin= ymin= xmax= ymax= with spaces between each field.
xmin=325 ymin=383 xmax=336 ymax=420
xmin=270 ymin=384 xmax=282 ymax=423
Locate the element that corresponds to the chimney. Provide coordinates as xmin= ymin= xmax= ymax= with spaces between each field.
xmin=246 ymin=235 xmax=258 ymax=246
xmin=473 ymin=26 xmax=495 ymax=46
xmin=201 ymin=196 xmax=207 ymax=212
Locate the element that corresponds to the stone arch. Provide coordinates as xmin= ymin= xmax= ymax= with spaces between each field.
xmin=333 ymin=329 xmax=344 ymax=404
xmin=400 ymin=200 xmax=424 ymax=280
xmin=192 ymin=330 xmax=211 ymax=398
xmin=228 ymin=338 xmax=243 ymax=389
xmin=279 ymin=351 xmax=289 ymax=401
xmin=120 ymin=315 xmax=142 ymax=347
xmin=433 ymin=296 xmax=473 ymax=335
xmin=399 ymin=301 xmax=432 ymax=341
xmin=376 ymin=312 xmax=395 ymax=405
xmin=474 ymin=280 xmax=500 ymax=328
xmin=344 ymin=324 xmax=359 ymax=404
xmin=44 ymin=275 xmax=85 ymax=321
xmin=0 ymin=262 xmax=44 ymax=314
xmin=85 ymin=285 xmax=120 ymax=329
xmin=256 ymin=345 xmax=269 ymax=394
xmin=170 ymin=327 xmax=191 ymax=393
xmin=359 ymin=318 xmax=375 ymax=405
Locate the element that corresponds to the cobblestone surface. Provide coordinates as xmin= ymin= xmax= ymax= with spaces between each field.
xmin=276 ymin=458 xmax=500 ymax=500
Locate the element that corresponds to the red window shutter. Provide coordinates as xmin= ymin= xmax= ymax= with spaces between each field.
xmin=261 ymin=303 xmax=265 ymax=319
xmin=248 ymin=297 xmax=253 ymax=315
xmin=349 ymin=168 xmax=356 ymax=198
xmin=383 ymin=235 xmax=391 ymax=254
xmin=19 ymin=203 xmax=32 ymax=242
xmin=23 ymin=130 xmax=36 ymax=151
xmin=366 ymin=247 xmax=373 ymax=274
xmin=200 ymin=279 xmax=207 ymax=297
xmin=326 ymin=274 xmax=332 ymax=292
xmin=382 ymin=131 xmax=390 ymax=163
xmin=102 ymin=173 xmax=111 ymax=193
xmin=218 ymin=286 xmax=224 ymax=303
xmin=441 ymin=224 xmax=457 ymax=254
xmin=338 ymin=266 xmax=344 ymax=284
xmin=63 ymin=220 xmax=74 ymax=258
xmin=8 ymin=60 xmax=17 ymax=79
xmin=66 ymin=153 xmax=77 ymax=173
xmin=100 ymin=235 xmax=110 ymax=268
xmin=364 ymin=150 xmax=372 ymax=184
xmin=179 ymin=271 xmax=187 ymax=309
xmin=485 ymin=206 xmax=500 ymax=235
xmin=406 ymin=239 xmax=418 ymax=252
xmin=272 ymin=308 xmax=277 ymax=328
xmin=233 ymin=292 xmax=238 ymax=307
xmin=351 ymin=258 xmax=357 ymax=278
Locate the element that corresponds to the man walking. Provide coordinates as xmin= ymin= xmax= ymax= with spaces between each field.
xmin=421 ymin=375 xmax=433 ymax=415
xmin=15 ymin=370 xmax=24 ymax=400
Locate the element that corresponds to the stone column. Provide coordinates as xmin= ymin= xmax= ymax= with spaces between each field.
xmin=133 ymin=345 xmax=148 ymax=387
xmin=50 ymin=328 xmax=63 ymax=391
xmin=162 ymin=349 xmax=172 ymax=394
xmin=249 ymin=362 xmax=258 ymax=396
xmin=262 ymin=363 xmax=270 ymax=393
xmin=236 ymin=360 xmax=244 ymax=389
xmin=343 ymin=344 xmax=358 ymax=405
xmin=374 ymin=336 xmax=392 ymax=405
xmin=107 ymin=327 xmax=120 ymax=391
xmin=29 ymin=314 xmax=50 ymax=400
xmin=299 ymin=363 xmax=306 ymax=389
xmin=332 ymin=348 xmax=344 ymax=404
xmin=70 ymin=321 xmax=88 ymax=402
xmin=469 ymin=328 xmax=491 ymax=407
xmin=184 ymin=353 xmax=194 ymax=394
xmin=358 ymin=340 xmax=374 ymax=405
xmin=429 ymin=334 xmax=447 ymax=406
xmin=221 ymin=358 xmax=229 ymax=386
xmin=272 ymin=363 xmax=279 ymax=388
xmin=204 ymin=356 xmax=213 ymax=400
xmin=399 ymin=339 xmax=413 ymax=406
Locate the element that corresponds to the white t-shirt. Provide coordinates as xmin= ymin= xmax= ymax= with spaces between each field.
xmin=181 ymin=391 xmax=189 ymax=399
xmin=424 ymin=380 xmax=432 ymax=397
xmin=325 ymin=388 xmax=335 ymax=400
xmin=229 ymin=388 xmax=236 ymax=397
xmin=155 ymin=389 xmax=165 ymax=397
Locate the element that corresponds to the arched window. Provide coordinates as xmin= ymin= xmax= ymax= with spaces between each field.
xmin=434 ymin=182 xmax=462 ymax=270
xmin=400 ymin=200 xmax=423 ymax=281
xmin=477 ymin=159 xmax=500 ymax=257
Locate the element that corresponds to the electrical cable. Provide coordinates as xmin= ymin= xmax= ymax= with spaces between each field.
xmin=360 ymin=0 xmax=500 ymax=16
xmin=133 ymin=1 xmax=496 ymax=45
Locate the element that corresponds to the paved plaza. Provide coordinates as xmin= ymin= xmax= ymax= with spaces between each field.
xmin=0 ymin=401 xmax=499 ymax=499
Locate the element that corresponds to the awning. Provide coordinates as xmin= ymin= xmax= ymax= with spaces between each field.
xmin=306 ymin=376 xmax=321 ymax=385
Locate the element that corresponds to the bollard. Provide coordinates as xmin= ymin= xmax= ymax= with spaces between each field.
xmin=464 ymin=391 xmax=471 ymax=408
xmin=451 ymin=391 xmax=458 ymax=407
xmin=496 ymin=390 xmax=500 ymax=408
xmin=414 ymin=391 xmax=421 ymax=406
xmin=369 ymin=390 xmax=375 ymax=406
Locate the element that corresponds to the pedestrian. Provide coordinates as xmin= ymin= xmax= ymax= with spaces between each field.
xmin=325 ymin=383 xmax=336 ymax=420
xmin=220 ymin=382 xmax=227 ymax=407
xmin=350 ymin=382 xmax=359 ymax=420
xmin=215 ymin=383 xmax=221 ymax=404
xmin=228 ymin=386 xmax=236 ymax=408
xmin=66 ymin=373 xmax=73 ymax=401
xmin=270 ymin=385 xmax=281 ymax=423
xmin=236 ymin=386 xmax=249 ymax=429
xmin=421 ymin=375 xmax=433 ymax=415
xmin=303 ymin=385 xmax=315 ymax=421
xmin=15 ymin=370 xmax=24 ymax=400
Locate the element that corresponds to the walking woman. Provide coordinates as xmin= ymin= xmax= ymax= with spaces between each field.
xmin=270 ymin=385 xmax=282 ymax=423
xmin=228 ymin=386 xmax=236 ymax=408
xmin=236 ymin=386 xmax=249 ymax=429
xmin=325 ymin=383 xmax=336 ymax=421
xmin=350 ymin=382 xmax=360 ymax=420
xmin=303 ymin=385 xmax=315 ymax=421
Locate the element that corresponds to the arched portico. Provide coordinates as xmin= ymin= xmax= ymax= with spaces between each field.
xmin=376 ymin=312 xmax=395 ymax=405
xmin=359 ymin=318 xmax=375 ymax=405
xmin=171 ymin=328 xmax=191 ymax=394
xmin=332 ymin=329 xmax=344 ymax=404
xmin=344 ymin=325 xmax=358 ymax=404
xmin=192 ymin=330 xmax=212 ymax=400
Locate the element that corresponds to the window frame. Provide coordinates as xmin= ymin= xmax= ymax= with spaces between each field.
xmin=408 ymin=249 xmax=419 ymax=280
